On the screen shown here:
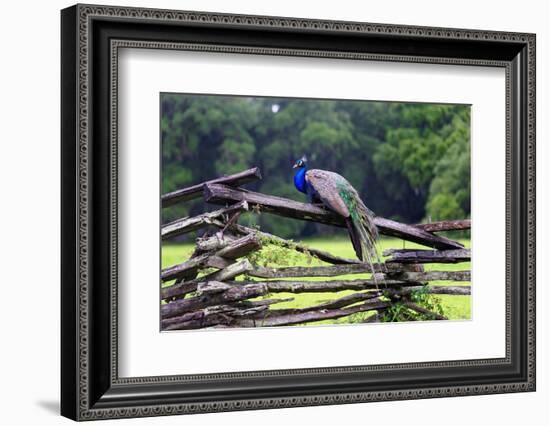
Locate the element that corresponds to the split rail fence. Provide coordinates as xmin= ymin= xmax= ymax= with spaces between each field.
xmin=160 ymin=167 xmax=471 ymax=330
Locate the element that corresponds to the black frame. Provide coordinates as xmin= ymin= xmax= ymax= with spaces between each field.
xmin=61 ymin=4 xmax=536 ymax=421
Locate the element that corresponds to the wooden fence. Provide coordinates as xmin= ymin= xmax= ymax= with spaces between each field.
xmin=160 ymin=167 xmax=471 ymax=331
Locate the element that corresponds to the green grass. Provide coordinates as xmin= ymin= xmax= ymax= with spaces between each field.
xmin=162 ymin=236 xmax=471 ymax=325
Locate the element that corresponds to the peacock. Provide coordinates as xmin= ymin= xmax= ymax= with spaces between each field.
xmin=292 ymin=155 xmax=380 ymax=269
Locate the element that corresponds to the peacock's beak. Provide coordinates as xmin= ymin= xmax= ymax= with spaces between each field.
xmin=292 ymin=164 xmax=298 ymax=169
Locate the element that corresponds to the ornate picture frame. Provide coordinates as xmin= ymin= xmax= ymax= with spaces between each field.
xmin=61 ymin=4 xmax=535 ymax=420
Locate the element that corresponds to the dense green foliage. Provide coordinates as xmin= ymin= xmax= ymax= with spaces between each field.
xmin=161 ymin=94 xmax=470 ymax=238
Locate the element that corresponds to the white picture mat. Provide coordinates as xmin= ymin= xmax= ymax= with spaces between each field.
xmin=118 ymin=48 xmax=506 ymax=378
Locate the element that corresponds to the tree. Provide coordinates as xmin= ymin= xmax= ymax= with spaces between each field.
xmin=371 ymin=104 xmax=470 ymax=222
xmin=160 ymin=94 xmax=471 ymax=238
xmin=426 ymin=110 xmax=471 ymax=220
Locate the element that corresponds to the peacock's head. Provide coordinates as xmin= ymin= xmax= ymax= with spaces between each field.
xmin=292 ymin=155 xmax=308 ymax=169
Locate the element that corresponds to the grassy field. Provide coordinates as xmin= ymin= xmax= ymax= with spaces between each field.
xmin=162 ymin=236 xmax=471 ymax=325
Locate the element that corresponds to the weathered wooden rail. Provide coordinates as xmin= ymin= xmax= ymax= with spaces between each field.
xmin=202 ymin=183 xmax=464 ymax=250
xmin=161 ymin=167 xmax=261 ymax=207
xmin=160 ymin=168 xmax=471 ymax=330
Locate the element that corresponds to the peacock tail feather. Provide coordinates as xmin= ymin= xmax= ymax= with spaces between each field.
xmin=337 ymin=180 xmax=381 ymax=277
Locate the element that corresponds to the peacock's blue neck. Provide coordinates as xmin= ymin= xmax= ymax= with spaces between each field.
xmin=293 ymin=167 xmax=308 ymax=194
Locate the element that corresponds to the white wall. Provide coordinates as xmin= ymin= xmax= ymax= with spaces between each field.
xmin=0 ymin=0 xmax=546 ymax=425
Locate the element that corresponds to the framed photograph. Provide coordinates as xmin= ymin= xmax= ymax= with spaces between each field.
xmin=61 ymin=4 xmax=536 ymax=421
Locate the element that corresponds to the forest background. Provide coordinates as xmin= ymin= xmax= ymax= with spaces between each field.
xmin=161 ymin=94 xmax=471 ymax=239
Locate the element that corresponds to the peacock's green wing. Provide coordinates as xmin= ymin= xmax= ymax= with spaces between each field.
xmin=305 ymin=169 xmax=350 ymax=217
xmin=336 ymin=179 xmax=375 ymax=227
xmin=307 ymin=168 xmax=379 ymax=265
